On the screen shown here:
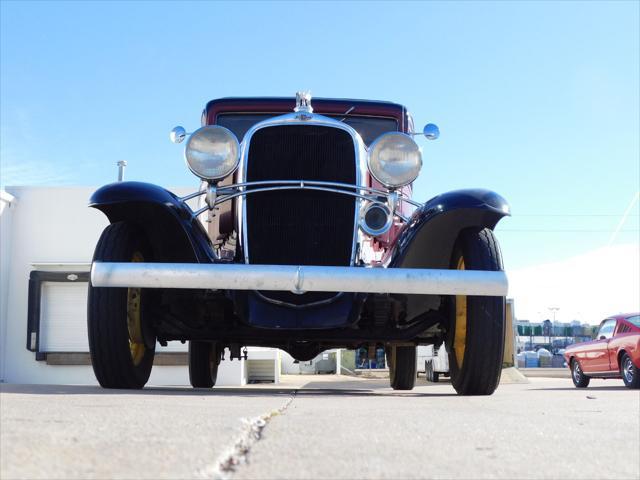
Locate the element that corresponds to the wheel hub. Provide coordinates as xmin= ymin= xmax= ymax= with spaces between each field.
xmin=623 ymin=358 xmax=634 ymax=383
xmin=573 ymin=362 xmax=582 ymax=382
xmin=454 ymin=257 xmax=467 ymax=368
xmin=127 ymin=251 xmax=146 ymax=366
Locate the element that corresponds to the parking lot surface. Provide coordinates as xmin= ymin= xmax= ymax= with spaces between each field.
xmin=1 ymin=375 xmax=638 ymax=479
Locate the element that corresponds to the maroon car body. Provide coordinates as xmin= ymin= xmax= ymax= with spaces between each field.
xmin=202 ymin=97 xmax=414 ymax=250
xmin=86 ymin=93 xmax=512 ymax=394
xmin=564 ymin=313 xmax=640 ymax=388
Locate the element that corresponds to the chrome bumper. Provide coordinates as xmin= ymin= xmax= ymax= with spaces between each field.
xmin=91 ymin=262 xmax=508 ymax=297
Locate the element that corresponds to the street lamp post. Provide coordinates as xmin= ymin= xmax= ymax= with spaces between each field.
xmin=548 ymin=307 xmax=560 ymax=351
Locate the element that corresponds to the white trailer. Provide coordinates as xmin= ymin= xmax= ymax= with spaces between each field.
xmin=418 ymin=343 xmax=450 ymax=382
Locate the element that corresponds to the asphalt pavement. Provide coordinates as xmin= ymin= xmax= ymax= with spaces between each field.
xmin=1 ymin=375 xmax=638 ymax=480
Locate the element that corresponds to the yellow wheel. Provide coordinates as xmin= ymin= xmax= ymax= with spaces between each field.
xmin=88 ymin=222 xmax=156 ymax=389
xmin=448 ymin=228 xmax=505 ymax=396
xmin=127 ymin=251 xmax=146 ymax=366
xmin=453 ymin=256 xmax=467 ymax=369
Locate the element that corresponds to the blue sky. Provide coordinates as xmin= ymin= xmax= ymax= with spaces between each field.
xmin=1 ymin=1 xmax=639 ymax=281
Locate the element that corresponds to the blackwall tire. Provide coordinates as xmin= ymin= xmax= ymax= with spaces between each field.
xmin=447 ymin=228 xmax=505 ymax=396
xmin=571 ymin=359 xmax=590 ymax=388
xmin=388 ymin=345 xmax=416 ymax=390
xmin=87 ymin=222 xmax=156 ymax=389
xmin=425 ymin=359 xmax=433 ymax=382
xmin=620 ymin=353 xmax=640 ymax=389
xmin=189 ymin=341 xmax=221 ymax=388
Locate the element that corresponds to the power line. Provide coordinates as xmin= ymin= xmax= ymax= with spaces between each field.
xmin=608 ymin=191 xmax=640 ymax=246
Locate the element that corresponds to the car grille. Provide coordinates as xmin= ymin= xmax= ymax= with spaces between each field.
xmin=245 ymin=124 xmax=357 ymax=305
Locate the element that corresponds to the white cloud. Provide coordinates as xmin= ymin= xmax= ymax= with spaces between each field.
xmin=0 ymin=160 xmax=77 ymax=186
xmin=509 ymin=243 xmax=640 ymax=325
xmin=0 ymin=106 xmax=82 ymax=187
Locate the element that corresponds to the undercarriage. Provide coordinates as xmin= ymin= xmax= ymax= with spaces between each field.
xmin=150 ymin=289 xmax=448 ymax=360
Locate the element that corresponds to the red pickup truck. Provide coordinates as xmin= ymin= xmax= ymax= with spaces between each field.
xmin=564 ymin=313 xmax=640 ymax=389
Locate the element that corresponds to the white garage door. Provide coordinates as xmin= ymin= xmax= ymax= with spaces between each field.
xmin=40 ymin=282 xmax=89 ymax=352
xmin=38 ymin=281 xmax=186 ymax=353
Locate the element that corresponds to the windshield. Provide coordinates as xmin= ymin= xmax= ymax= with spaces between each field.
xmin=216 ymin=113 xmax=399 ymax=145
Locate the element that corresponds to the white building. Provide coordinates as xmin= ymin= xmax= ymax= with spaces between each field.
xmin=0 ymin=185 xmax=291 ymax=386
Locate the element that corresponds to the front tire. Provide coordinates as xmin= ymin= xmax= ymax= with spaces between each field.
xmin=447 ymin=228 xmax=505 ymax=395
xmin=387 ymin=345 xmax=416 ymax=390
xmin=571 ymin=359 xmax=590 ymax=388
xmin=620 ymin=353 xmax=640 ymax=389
xmin=189 ymin=341 xmax=221 ymax=388
xmin=88 ymin=222 xmax=156 ymax=389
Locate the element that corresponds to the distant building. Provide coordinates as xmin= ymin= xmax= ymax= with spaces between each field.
xmin=514 ymin=319 xmax=597 ymax=353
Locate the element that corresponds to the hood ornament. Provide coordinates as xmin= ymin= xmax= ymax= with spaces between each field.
xmin=294 ymin=91 xmax=313 ymax=119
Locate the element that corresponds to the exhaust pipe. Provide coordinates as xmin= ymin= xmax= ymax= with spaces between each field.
xmin=91 ymin=262 xmax=508 ymax=297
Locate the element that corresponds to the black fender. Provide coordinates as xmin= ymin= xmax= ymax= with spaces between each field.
xmin=387 ymin=188 xmax=510 ymax=320
xmin=89 ymin=181 xmax=215 ymax=263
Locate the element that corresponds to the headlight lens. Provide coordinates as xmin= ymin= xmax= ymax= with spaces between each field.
xmin=367 ymin=133 xmax=422 ymax=188
xmin=184 ymin=126 xmax=240 ymax=180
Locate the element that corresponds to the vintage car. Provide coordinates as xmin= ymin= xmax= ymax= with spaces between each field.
xmin=564 ymin=313 xmax=640 ymax=389
xmin=87 ymin=92 xmax=510 ymax=395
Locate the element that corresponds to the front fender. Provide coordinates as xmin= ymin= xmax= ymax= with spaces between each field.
xmin=388 ymin=188 xmax=510 ymax=269
xmin=89 ymin=181 xmax=215 ymax=263
xmin=386 ymin=189 xmax=509 ymax=321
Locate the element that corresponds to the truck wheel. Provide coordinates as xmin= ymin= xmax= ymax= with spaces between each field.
xmin=571 ymin=359 xmax=590 ymax=388
xmin=189 ymin=341 xmax=221 ymax=388
xmin=88 ymin=222 xmax=156 ymax=389
xmin=425 ymin=360 xmax=439 ymax=383
xmin=425 ymin=359 xmax=433 ymax=382
xmin=447 ymin=228 xmax=505 ymax=396
xmin=620 ymin=353 xmax=639 ymax=389
xmin=387 ymin=345 xmax=416 ymax=390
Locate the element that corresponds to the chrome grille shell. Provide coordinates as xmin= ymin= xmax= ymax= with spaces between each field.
xmin=237 ymin=113 xmax=368 ymax=267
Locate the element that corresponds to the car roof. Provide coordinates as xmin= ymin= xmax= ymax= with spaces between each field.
xmin=605 ymin=313 xmax=640 ymax=321
xmin=202 ymin=97 xmax=410 ymax=130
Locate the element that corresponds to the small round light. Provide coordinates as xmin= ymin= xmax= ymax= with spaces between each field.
xmin=368 ymin=133 xmax=422 ymax=188
xmin=169 ymin=126 xmax=186 ymax=144
xmin=184 ymin=126 xmax=240 ymax=181
xmin=360 ymin=203 xmax=393 ymax=237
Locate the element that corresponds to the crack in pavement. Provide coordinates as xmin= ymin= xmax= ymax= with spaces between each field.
xmin=197 ymin=391 xmax=297 ymax=480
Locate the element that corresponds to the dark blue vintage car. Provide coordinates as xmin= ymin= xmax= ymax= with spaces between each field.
xmin=88 ymin=92 xmax=509 ymax=394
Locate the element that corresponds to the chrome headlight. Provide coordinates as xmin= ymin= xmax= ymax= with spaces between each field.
xmin=184 ymin=126 xmax=240 ymax=181
xmin=367 ymin=133 xmax=422 ymax=188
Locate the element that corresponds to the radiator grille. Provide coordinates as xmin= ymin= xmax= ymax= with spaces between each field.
xmin=245 ymin=125 xmax=357 ymax=304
